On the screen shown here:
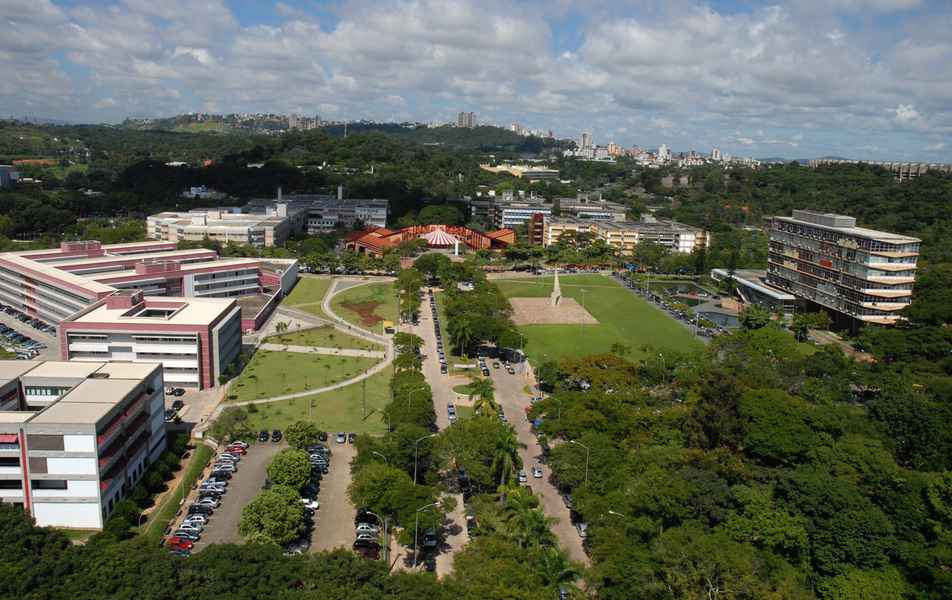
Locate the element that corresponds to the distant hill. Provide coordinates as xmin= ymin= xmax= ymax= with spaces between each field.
xmin=320 ymin=123 xmax=568 ymax=152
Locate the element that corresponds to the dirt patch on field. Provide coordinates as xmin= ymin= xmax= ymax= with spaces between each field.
xmin=340 ymin=300 xmax=384 ymax=327
xmin=509 ymin=297 xmax=599 ymax=325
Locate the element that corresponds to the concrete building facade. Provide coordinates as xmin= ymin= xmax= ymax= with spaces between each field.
xmin=766 ymin=210 xmax=920 ymax=325
xmin=59 ymin=291 xmax=241 ymax=389
xmin=544 ymin=217 xmax=709 ymax=255
xmin=0 ymin=361 xmax=166 ymax=529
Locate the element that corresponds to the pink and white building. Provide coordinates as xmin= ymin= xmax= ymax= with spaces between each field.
xmin=0 ymin=361 xmax=166 ymax=529
xmin=0 ymin=240 xmax=297 ymax=388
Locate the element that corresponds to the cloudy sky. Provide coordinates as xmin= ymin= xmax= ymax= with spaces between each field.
xmin=3 ymin=0 xmax=952 ymax=160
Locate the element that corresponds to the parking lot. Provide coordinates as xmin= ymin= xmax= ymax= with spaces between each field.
xmin=179 ymin=441 xmax=285 ymax=548
xmin=310 ymin=441 xmax=357 ymax=552
xmin=0 ymin=310 xmax=59 ymax=360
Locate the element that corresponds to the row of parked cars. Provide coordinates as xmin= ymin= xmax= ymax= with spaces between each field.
xmin=428 ymin=290 xmax=449 ymax=375
xmin=0 ymin=305 xmax=56 ymax=335
xmin=0 ymin=323 xmax=47 ymax=359
xmin=615 ymin=274 xmax=728 ymax=339
xmin=164 ymin=440 xmax=250 ymax=556
xmin=281 ymin=443 xmax=329 ymax=555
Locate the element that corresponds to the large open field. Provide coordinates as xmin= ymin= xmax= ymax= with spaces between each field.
xmin=282 ymin=276 xmax=333 ymax=317
xmin=243 ymin=366 xmax=393 ymax=435
xmin=229 ymin=350 xmax=379 ymax=402
xmin=330 ymin=282 xmax=397 ymax=330
xmin=495 ymin=274 xmax=703 ymax=363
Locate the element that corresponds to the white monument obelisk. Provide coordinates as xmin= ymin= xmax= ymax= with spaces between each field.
xmin=550 ymin=272 xmax=562 ymax=306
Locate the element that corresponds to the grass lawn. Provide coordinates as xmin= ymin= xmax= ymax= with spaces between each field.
xmin=140 ymin=443 xmax=213 ymax=540
xmin=282 ymin=277 xmax=333 ymax=317
xmin=455 ymin=405 xmax=474 ymax=421
xmin=229 ymin=350 xmax=380 ymax=402
xmin=243 ymin=366 xmax=394 ymax=435
xmin=453 ymin=383 xmax=475 ymax=395
xmin=56 ymin=528 xmax=98 ymax=543
xmin=331 ymin=282 xmax=398 ymax=331
xmin=266 ymin=325 xmax=382 ymax=351
xmin=495 ymin=274 xmax=703 ymax=363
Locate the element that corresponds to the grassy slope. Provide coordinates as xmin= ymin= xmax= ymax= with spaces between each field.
xmin=330 ymin=282 xmax=398 ymax=330
xmin=495 ymin=274 xmax=703 ymax=363
xmin=141 ymin=443 xmax=214 ymax=540
xmin=282 ymin=277 xmax=333 ymax=317
xmin=243 ymin=366 xmax=393 ymax=435
xmin=229 ymin=351 xmax=379 ymax=402
xmin=266 ymin=325 xmax=382 ymax=351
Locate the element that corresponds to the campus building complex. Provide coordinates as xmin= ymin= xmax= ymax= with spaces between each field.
xmin=147 ymin=204 xmax=302 ymax=248
xmin=344 ymin=224 xmax=514 ymax=258
xmin=59 ymin=291 xmax=241 ymax=389
xmin=0 ymin=240 xmax=298 ymax=387
xmin=543 ymin=216 xmax=710 ymax=255
xmin=766 ymin=210 xmax=920 ymax=325
xmin=0 ymin=361 xmax=166 ymax=529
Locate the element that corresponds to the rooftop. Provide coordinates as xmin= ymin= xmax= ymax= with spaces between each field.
xmin=67 ymin=296 xmax=237 ymax=326
xmin=775 ymin=211 xmax=920 ymax=243
xmin=31 ymin=379 xmax=139 ymax=425
xmin=21 ymin=361 xmax=104 ymax=380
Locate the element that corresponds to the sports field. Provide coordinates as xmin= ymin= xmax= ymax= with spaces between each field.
xmin=495 ymin=274 xmax=703 ymax=363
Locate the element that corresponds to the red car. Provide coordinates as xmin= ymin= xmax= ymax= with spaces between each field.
xmin=165 ymin=536 xmax=194 ymax=550
xmin=225 ymin=445 xmax=246 ymax=455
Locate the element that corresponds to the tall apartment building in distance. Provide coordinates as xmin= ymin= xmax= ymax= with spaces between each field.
xmin=457 ymin=112 xmax=477 ymax=128
xmin=766 ymin=210 xmax=920 ymax=326
xmin=0 ymin=361 xmax=166 ymax=529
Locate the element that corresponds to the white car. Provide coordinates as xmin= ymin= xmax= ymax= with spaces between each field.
xmin=355 ymin=524 xmax=379 ymax=535
xmin=532 ymin=465 xmax=543 ymax=478
xmin=183 ymin=515 xmax=208 ymax=525
xmin=301 ymin=498 xmax=320 ymax=510
xmin=213 ymin=463 xmax=236 ymax=472
xmin=178 ymin=522 xmax=203 ymax=533
xmin=518 ymin=471 xmax=528 ymax=484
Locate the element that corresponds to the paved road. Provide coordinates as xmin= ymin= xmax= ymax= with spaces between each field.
xmin=491 ymin=364 xmax=590 ymax=565
xmin=187 ymin=441 xmax=285 ymax=549
xmin=311 ymin=441 xmax=358 ymax=552
xmin=407 ymin=289 xmax=470 ymax=576
xmin=258 ymin=343 xmax=386 ymax=358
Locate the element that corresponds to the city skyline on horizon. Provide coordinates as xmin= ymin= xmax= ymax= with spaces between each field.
xmin=3 ymin=1 xmax=952 ymax=163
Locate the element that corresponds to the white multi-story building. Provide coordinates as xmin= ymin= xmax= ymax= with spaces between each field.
xmin=306 ymin=198 xmax=389 ymax=233
xmin=0 ymin=360 xmax=166 ymax=529
xmin=544 ymin=217 xmax=709 ymax=255
xmin=766 ymin=210 xmax=920 ymax=326
xmin=60 ymin=291 xmax=242 ymax=389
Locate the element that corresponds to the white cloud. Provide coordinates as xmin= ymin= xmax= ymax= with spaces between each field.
xmin=0 ymin=0 xmax=949 ymax=159
xmin=926 ymin=142 xmax=945 ymax=151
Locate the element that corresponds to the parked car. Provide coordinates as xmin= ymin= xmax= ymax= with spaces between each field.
xmin=183 ymin=514 xmax=208 ymax=525
xmin=318 ymin=431 xmax=328 ymax=442
xmin=532 ymin=464 xmax=543 ymax=478
xmin=355 ymin=523 xmax=379 ymax=535
xmin=271 ymin=430 xmax=283 ymax=443
xmin=335 ymin=432 xmax=346 ymax=444
xmin=301 ymin=498 xmax=320 ymax=510
xmin=209 ymin=470 xmax=232 ymax=480
xmin=422 ymin=529 xmax=439 ymax=548
xmin=518 ymin=471 xmax=528 ymax=484
xmin=171 ymin=400 xmax=185 ymax=411
xmin=195 ymin=496 xmax=220 ymax=508
xmin=575 ymin=522 xmax=588 ymax=538
xmin=172 ymin=530 xmax=200 ymax=541
xmin=258 ymin=430 xmax=270 ymax=442
xmin=347 ymin=432 xmax=357 ymax=444
xmin=177 ymin=521 xmax=204 ymax=533
xmin=230 ymin=440 xmax=249 ymax=449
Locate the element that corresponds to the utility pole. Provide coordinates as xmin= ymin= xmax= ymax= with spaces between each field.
xmin=362 ymin=371 xmax=367 ymax=418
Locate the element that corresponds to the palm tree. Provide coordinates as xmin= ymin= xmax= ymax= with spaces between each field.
xmin=491 ymin=429 xmax=524 ymax=489
xmin=533 ymin=546 xmax=580 ymax=589
xmin=275 ymin=321 xmax=289 ymax=335
xmin=468 ymin=377 xmax=497 ymax=415
xmin=447 ymin=314 xmax=475 ymax=356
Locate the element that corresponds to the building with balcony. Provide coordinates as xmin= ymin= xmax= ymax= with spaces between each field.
xmin=147 ymin=203 xmax=303 ymax=248
xmin=0 ymin=360 xmax=165 ymax=529
xmin=59 ymin=291 xmax=241 ymax=389
xmin=766 ymin=210 xmax=920 ymax=327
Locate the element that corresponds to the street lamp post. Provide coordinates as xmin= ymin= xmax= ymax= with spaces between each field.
xmin=413 ymin=502 xmax=439 ymax=568
xmin=414 ymin=433 xmax=438 ymax=485
xmin=570 ymin=439 xmax=590 ymax=486
xmin=406 ymin=385 xmax=428 ymax=410
xmin=371 ymin=450 xmax=389 ymax=464
xmin=658 ymin=353 xmax=666 ymax=383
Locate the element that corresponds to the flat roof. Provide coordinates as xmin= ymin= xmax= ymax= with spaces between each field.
xmin=20 ymin=361 xmax=104 ymax=380
xmin=90 ymin=257 xmax=260 ymax=282
xmin=0 ymin=254 xmax=115 ymax=295
xmin=68 ymin=295 xmax=236 ymax=326
xmin=93 ymin=362 xmax=161 ymax=381
xmin=29 ymin=378 xmax=140 ymax=425
xmin=0 ymin=361 xmax=41 ymax=384
xmin=774 ymin=215 xmax=920 ymax=243
xmin=53 ymin=248 xmax=216 ymax=269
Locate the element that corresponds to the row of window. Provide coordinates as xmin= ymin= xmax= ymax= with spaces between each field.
xmin=24 ymin=386 xmax=72 ymax=397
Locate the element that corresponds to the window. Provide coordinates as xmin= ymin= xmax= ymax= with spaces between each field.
xmin=28 ymin=457 xmax=46 ymax=473
xmin=0 ymin=457 xmax=20 ymax=467
xmin=0 ymin=480 xmax=22 ymax=489
xmin=26 ymin=434 xmax=64 ymax=451
xmin=31 ymin=479 xmax=67 ymax=490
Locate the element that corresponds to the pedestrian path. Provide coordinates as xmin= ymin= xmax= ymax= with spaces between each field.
xmin=258 ymin=342 xmax=385 ymax=358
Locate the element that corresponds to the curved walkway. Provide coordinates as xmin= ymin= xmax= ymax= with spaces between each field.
xmin=258 ymin=343 xmax=385 ymax=358
xmin=204 ymin=277 xmax=395 ymax=420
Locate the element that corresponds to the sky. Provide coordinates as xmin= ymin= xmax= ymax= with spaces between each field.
xmin=3 ymin=0 xmax=952 ymax=161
